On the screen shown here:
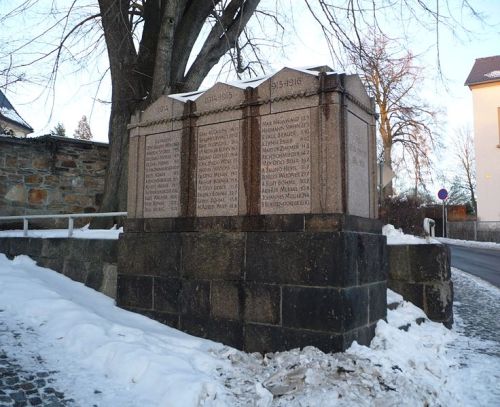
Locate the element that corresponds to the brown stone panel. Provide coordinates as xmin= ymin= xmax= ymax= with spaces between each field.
xmin=143 ymin=131 xmax=182 ymax=218
xmin=195 ymin=121 xmax=240 ymax=217
xmin=211 ymin=281 xmax=241 ymax=321
xmin=116 ymin=274 xmax=153 ymax=310
xmin=346 ymin=111 xmax=370 ymax=217
xmin=181 ymin=232 xmax=244 ymax=280
xmin=260 ymin=109 xmax=311 ymax=215
xmin=244 ymin=283 xmax=281 ymax=324
xmin=194 ymin=82 xmax=245 ymax=126
xmin=139 ymin=95 xmax=173 ymax=134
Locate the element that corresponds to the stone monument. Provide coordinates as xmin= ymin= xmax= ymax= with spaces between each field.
xmin=118 ymin=67 xmax=387 ymax=353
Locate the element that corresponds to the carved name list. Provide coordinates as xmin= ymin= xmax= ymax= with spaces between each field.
xmin=261 ymin=110 xmax=311 ymax=214
xmin=143 ymin=132 xmax=181 ymax=217
xmin=196 ymin=122 xmax=240 ymax=216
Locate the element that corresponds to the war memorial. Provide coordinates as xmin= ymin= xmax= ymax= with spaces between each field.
xmin=117 ymin=67 xmax=387 ymax=353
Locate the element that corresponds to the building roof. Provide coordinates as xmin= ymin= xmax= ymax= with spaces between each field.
xmin=465 ymin=55 xmax=500 ymax=87
xmin=0 ymin=89 xmax=34 ymax=133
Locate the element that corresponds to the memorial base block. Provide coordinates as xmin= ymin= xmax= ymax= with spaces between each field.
xmin=117 ymin=214 xmax=387 ymax=354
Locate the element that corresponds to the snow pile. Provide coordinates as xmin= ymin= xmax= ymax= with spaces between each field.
xmin=0 ymin=224 xmax=122 ymax=239
xmin=0 ymin=253 xmax=494 ymax=406
xmin=383 ymin=224 xmax=440 ymax=245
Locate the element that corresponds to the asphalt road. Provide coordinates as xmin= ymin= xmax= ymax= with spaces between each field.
xmin=448 ymin=244 xmax=500 ymax=288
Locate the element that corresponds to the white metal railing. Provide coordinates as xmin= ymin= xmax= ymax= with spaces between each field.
xmin=0 ymin=212 xmax=127 ymax=238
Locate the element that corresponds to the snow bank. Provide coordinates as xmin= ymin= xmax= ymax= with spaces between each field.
xmin=383 ymin=224 xmax=440 ymax=245
xmin=438 ymin=237 xmax=500 ymax=250
xmin=0 ymin=253 xmax=493 ymax=406
xmin=0 ymin=224 xmax=122 ymax=239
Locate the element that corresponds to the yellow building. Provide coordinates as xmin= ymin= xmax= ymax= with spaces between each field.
xmin=465 ymin=55 xmax=500 ymax=222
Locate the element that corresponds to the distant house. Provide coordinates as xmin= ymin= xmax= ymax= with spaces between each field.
xmin=0 ymin=89 xmax=34 ymax=137
xmin=465 ymin=55 xmax=500 ymax=222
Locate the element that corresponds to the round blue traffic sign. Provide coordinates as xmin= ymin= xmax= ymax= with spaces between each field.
xmin=438 ymin=188 xmax=448 ymax=200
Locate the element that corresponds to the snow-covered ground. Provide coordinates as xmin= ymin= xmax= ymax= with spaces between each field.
xmin=382 ymin=224 xmax=440 ymax=245
xmin=1 ymin=253 xmax=499 ymax=406
xmin=438 ymin=237 xmax=500 ymax=250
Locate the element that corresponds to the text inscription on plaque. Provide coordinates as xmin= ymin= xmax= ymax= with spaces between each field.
xmin=261 ymin=110 xmax=311 ymax=214
xmin=196 ymin=122 xmax=240 ymax=216
xmin=143 ymin=132 xmax=181 ymax=217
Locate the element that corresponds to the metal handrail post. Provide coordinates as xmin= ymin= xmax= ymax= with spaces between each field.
xmin=23 ymin=218 xmax=28 ymax=237
xmin=68 ymin=217 xmax=74 ymax=238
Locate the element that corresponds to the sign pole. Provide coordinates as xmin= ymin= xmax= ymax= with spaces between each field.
xmin=437 ymin=188 xmax=448 ymax=238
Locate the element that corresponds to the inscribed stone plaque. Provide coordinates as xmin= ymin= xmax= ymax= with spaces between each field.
xmin=261 ymin=109 xmax=311 ymax=214
xmin=196 ymin=121 xmax=240 ymax=216
xmin=143 ymin=131 xmax=181 ymax=217
xmin=347 ymin=113 xmax=370 ymax=217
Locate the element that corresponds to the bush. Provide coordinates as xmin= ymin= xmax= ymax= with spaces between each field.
xmin=379 ymin=195 xmax=426 ymax=236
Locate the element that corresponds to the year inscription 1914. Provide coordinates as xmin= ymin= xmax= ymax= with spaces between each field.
xmin=143 ymin=132 xmax=181 ymax=217
xmin=261 ymin=110 xmax=311 ymax=214
xmin=196 ymin=122 xmax=240 ymax=216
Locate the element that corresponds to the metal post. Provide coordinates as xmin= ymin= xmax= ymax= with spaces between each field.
xmin=444 ymin=202 xmax=448 ymax=238
xmin=23 ymin=218 xmax=28 ymax=237
xmin=68 ymin=217 xmax=74 ymax=238
xmin=442 ymin=201 xmax=445 ymax=238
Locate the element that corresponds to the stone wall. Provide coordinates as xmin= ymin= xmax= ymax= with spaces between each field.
xmin=118 ymin=214 xmax=387 ymax=353
xmin=0 ymin=135 xmax=107 ymax=224
xmin=387 ymin=244 xmax=453 ymax=328
xmin=0 ymin=237 xmax=117 ymax=298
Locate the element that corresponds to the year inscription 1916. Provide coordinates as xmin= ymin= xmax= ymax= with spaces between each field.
xmin=143 ymin=132 xmax=181 ymax=217
xmin=261 ymin=110 xmax=311 ymax=214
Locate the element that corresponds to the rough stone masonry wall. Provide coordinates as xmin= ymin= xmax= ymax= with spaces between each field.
xmin=387 ymin=244 xmax=453 ymax=328
xmin=0 ymin=237 xmax=117 ymax=298
xmin=0 ymin=135 xmax=108 ymax=223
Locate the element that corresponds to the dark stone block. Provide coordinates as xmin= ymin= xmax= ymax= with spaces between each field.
xmin=244 ymin=283 xmax=281 ymax=324
xmin=181 ymin=316 xmax=244 ymax=349
xmin=62 ymin=258 xmax=88 ymax=283
xmin=142 ymin=310 xmax=179 ymax=329
xmin=117 ymin=234 xmax=145 ymax=274
xmin=408 ymin=244 xmax=450 ymax=282
xmin=354 ymin=323 xmax=377 ymax=347
xmin=342 ymin=286 xmax=369 ymax=330
xmin=244 ymin=323 xmax=344 ymax=354
xmin=282 ymin=286 xmax=343 ymax=331
xmin=387 ymin=245 xmax=411 ymax=282
xmin=41 ymin=239 xmax=70 ymax=259
xmin=116 ymin=274 xmax=153 ymax=309
xmin=37 ymin=257 xmax=64 ymax=273
xmin=143 ymin=218 xmax=174 ymax=233
xmin=154 ymin=277 xmax=181 ymax=313
xmin=180 ymin=280 xmax=210 ymax=317
xmin=0 ymin=239 xmax=10 ymax=256
xmin=304 ymin=214 xmax=343 ymax=232
xmin=123 ymin=219 xmax=143 ymax=233
xmin=211 ymin=281 xmax=241 ymax=321
xmin=424 ymin=282 xmax=453 ymax=326
xmin=246 ymin=232 xmax=347 ymax=286
xmin=144 ymin=234 xmax=181 ymax=277
xmin=368 ymin=282 xmax=387 ymax=323
xmin=182 ymin=232 xmax=244 ymax=280
xmin=85 ymin=263 xmax=104 ymax=291
xmin=388 ymin=281 xmax=424 ymax=310
xmin=10 ymin=238 xmax=43 ymax=257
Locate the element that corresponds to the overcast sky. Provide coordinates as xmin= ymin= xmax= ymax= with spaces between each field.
xmin=3 ymin=1 xmax=500 ymax=163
